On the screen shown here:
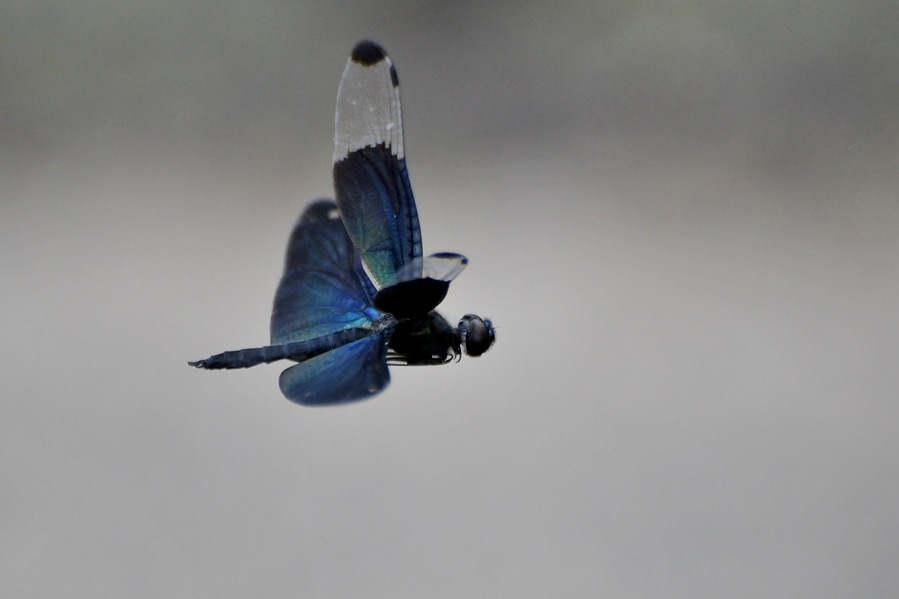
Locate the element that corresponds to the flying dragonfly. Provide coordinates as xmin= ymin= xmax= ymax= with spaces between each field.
xmin=189 ymin=40 xmax=495 ymax=405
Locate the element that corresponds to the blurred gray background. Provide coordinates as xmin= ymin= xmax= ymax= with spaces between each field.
xmin=2 ymin=1 xmax=898 ymax=597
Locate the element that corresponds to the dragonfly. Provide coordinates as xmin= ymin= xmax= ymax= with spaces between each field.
xmin=189 ymin=40 xmax=495 ymax=405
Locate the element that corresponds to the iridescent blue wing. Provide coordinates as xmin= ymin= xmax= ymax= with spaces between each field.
xmin=270 ymin=199 xmax=392 ymax=405
xmin=270 ymin=199 xmax=378 ymax=345
xmin=332 ymin=40 xmax=422 ymax=289
xmin=279 ymin=326 xmax=392 ymax=405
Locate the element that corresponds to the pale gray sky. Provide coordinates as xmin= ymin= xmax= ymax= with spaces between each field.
xmin=2 ymin=1 xmax=898 ymax=597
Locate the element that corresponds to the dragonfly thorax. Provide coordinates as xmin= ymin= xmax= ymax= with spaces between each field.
xmin=388 ymin=312 xmax=460 ymax=365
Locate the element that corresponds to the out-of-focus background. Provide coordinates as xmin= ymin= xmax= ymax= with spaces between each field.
xmin=2 ymin=1 xmax=898 ymax=597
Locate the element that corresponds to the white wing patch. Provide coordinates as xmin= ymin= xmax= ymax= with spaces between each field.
xmin=333 ymin=56 xmax=404 ymax=163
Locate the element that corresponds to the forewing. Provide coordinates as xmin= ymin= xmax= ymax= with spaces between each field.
xmin=371 ymin=253 xmax=469 ymax=318
xmin=332 ymin=40 xmax=422 ymax=289
xmin=271 ymin=199 xmax=378 ymax=344
xmin=382 ymin=252 xmax=468 ymax=288
xmin=279 ymin=328 xmax=391 ymax=405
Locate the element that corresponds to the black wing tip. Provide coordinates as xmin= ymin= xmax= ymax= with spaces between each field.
xmin=390 ymin=64 xmax=399 ymax=87
xmin=431 ymin=252 xmax=468 ymax=264
xmin=351 ymin=40 xmax=387 ymax=65
xmin=188 ymin=360 xmax=206 ymax=368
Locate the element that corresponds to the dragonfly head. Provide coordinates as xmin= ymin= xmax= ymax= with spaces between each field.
xmin=458 ymin=314 xmax=495 ymax=357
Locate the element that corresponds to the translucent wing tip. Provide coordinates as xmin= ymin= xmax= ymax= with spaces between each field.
xmin=380 ymin=253 xmax=468 ymax=288
xmin=427 ymin=253 xmax=468 ymax=282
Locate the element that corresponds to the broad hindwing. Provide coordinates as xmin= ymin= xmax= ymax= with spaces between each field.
xmin=271 ymin=199 xmax=379 ymax=344
xmin=332 ymin=40 xmax=422 ymax=289
xmin=279 ymin=327 xmax=392 ymax=405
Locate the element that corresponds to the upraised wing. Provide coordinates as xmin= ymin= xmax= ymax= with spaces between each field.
xmin=270 ymin=199 xmax=379 ymax=345
xmin=332 ymin=40 xmax=422 ymax=289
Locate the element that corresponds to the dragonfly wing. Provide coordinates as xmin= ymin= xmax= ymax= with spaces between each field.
xmin=332 ymin=40 xmax=422 ymax=289
xmin=271 ymin=199 xmax=378 ymax=344
xmin=279 ymin=327 xmax=392 ymax=405
xmin=372 ymin=253 xmax=469 ymax=318
xmin=383 ymin=252 xmax=468 ymax=287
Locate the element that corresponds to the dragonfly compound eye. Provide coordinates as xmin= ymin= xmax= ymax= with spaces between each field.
xmin=459 ymin=314 xmax=495 ymax=357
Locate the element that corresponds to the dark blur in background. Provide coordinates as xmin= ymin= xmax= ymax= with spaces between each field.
xmin=2 ymin=1 xmax=898 ymax=597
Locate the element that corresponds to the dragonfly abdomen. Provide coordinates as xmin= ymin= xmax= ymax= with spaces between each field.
xmin=189 ymin=327 xmax=380 ymax=370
